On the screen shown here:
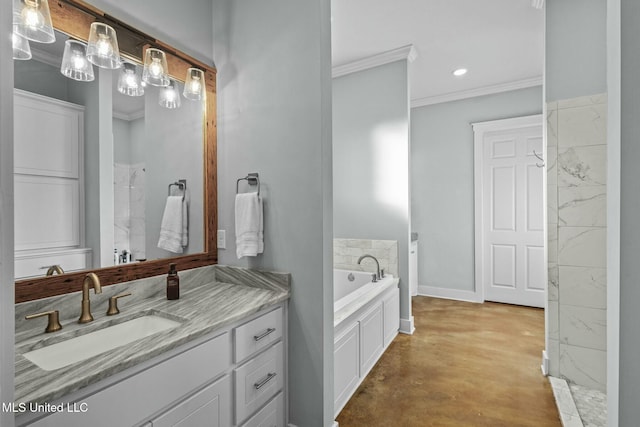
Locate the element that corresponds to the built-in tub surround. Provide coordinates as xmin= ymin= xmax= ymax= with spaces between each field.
xmin=14 ymin=265 xmax=290 ymax=404
xmin=547 ymin=93 xmax=607 ymax=391
xmin=334 ymin=239 xmax=398 ymax=277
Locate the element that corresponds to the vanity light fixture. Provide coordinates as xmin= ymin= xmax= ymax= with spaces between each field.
xmin=86 ymin=22 xmax=121 ymax=69
xmin=117 ymin=62 xmax=144 ymax=96
xmin=159 ymin=80 xmax=181 ymax=109
xmin=12 ymin=0 xmax=55 ymax=44
xmin=452 ymin=68 xmax=468 ymax=77
xmin=142 ymin=48 xmax=170 ymax=87
xmin=183 ymin=68 xmax=205 ymax=101
xmin=12 ymin=29 xmax=32 ymax=60
xmin=60 ymin=40 xmax=95 ymax=82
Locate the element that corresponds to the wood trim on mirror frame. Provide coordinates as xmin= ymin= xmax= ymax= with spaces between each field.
xmin=15 ymin=0 xmax=218 ymax=303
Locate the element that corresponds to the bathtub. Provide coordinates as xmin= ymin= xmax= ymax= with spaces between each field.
xmin=333 ymin=269 xmax=400 ymax=417
xmin=334 ymin=269 xmax=396 ymax=319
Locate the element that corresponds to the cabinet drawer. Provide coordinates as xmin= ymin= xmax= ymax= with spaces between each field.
xmin=152 ymin=375 xmax=231 ymax=427
xmin=235 ymin=341 xmax=284 ymax=424
xmin=240 ymin=392 xmax=284 ymax=427
xmin=234 ymin=308 xmax=283 ymax=363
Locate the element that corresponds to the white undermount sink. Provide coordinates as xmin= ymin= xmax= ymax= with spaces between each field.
xmin=23 ymin=315 xmax=181 ymax=371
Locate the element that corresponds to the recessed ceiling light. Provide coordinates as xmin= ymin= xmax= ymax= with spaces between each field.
xmin=452 ymin=68 xmax=468 ymax=77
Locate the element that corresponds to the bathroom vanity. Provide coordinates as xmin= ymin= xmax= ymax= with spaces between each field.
xmin=14 ymin=265 xmax=290 ymax=427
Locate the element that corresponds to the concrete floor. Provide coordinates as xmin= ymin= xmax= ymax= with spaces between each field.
xmin=336 ymin=296 xmax=562 ymax=427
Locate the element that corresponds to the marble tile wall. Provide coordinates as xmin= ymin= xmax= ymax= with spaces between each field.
xmin=333 ymin=239 xmax=398 ymax=277
xmin=114 ymin=163 xmax=146 ymax=262
xmin=547 ymin=93 xmax=607 ymax=391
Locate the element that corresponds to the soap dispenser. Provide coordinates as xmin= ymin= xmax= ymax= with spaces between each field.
xmin=166 ymin=263 xmax=180 ymax=300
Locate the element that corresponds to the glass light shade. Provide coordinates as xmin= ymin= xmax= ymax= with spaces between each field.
xmin=159 ymin=81 xmax=181 ymax=109
xmin=142 ymin=48 xmax=169 ymax=87
xmin=86 ymin=22 xmax=121 ymax=69
xmin=183 ymin=68 xmax=205 ymax=101
xmin=117 ymin=62 xmax=144 ymax=96
xmin=12 ymin=30 xmax=32 ymax=60
xmin=12 ymin=0 xmax=55 ymax=43
xmin=60 ymin=40 xmax=95 ymax=82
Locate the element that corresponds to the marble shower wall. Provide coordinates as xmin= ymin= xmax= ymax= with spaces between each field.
xmin=547 ymin=94 xmax=607 ymax=391
xmin=114 ymin=163 xmax=146 ymax=261
xmin=334 ymin=238 xmax=399 ymax=277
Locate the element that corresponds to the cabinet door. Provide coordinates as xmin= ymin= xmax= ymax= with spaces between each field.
xmin=240 ymin=393 xmax=284 ymax=427
xmin=359 ymin=302 xmax=383 ymax=377
xmin=235 ymin=342 xmax=284 ymax=425
xmin=334 ymin=322 xmax=360 ymax=416
xmin=152 ymin=375 xmax=231 ymax=427
xmin=383 ymin=288 xmax=400 ymax=347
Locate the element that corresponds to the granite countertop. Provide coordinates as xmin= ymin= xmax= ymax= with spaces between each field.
xmin=14 ymin=265 xmax=290 ymax=404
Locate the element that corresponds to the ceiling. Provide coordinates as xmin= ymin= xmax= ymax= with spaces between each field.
xmin=331 ymin=0 xmax=544 ymax=106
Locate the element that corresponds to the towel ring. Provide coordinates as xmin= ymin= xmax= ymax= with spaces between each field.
xmin=168 ymin=179 xmax=187 ymax=201
xmin=236 ymin=173 xmax=260 ymax=196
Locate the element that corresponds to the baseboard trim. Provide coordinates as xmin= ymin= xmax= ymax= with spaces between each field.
xmin=399 ymin=316 xmax=415 ymax=335
xmin=417 ymin=285 xmax=482 ymax=303
xmin=541 ymin=350 xmax=549 ymax=376
xmin=332 ymin=422 xmax=339 ymax=427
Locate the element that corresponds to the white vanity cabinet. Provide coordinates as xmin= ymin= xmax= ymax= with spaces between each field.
xmin=20 ymin=303 xmax=287 ymax=427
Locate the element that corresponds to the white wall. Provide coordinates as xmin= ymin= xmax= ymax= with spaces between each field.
xmin=545 ymin=0 xmax=607 ymax=102
xmin=213 ymin=0 xmax=333 ymax=425
xmin=411 ymin=87 xmax=542 ymax=293
xmin=0 ymin=1 xmax=15 ymax=425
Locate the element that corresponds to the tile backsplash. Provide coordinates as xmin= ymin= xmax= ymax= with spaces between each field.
xmin=334 ymin=238 xmax=398 ymax=277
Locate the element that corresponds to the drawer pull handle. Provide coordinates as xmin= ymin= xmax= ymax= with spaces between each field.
xmin=253 ymin=328 xmax=276 ymax=341
xmin=254 ymin=372 xmax=277 ymax=390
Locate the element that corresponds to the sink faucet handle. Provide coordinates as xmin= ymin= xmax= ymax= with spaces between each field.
xmin=371 ymin=273 xmax=377 ymax=283
xmin=106 ymin=292 xmax=132 ymax=316
xmin=380 ymin=269 xmax=385 ymax=278
xmin=25 ymin=310 xmax=62 ymax=333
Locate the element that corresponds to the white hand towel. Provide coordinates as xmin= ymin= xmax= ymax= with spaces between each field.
xmin=158 ymin=196 xmax=185 ymax=254
xmin=235 ymin=193 xmax=263 ymax=258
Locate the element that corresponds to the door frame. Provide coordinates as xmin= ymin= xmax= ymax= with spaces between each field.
xmin=472 ymin=114 xmax=544 ymax=303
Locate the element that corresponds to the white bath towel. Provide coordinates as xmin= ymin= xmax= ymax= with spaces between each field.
xmin=235 ymin=192 xmax=263 ymax=258
xmin=158 ymin=196 xmax=188 ymax=253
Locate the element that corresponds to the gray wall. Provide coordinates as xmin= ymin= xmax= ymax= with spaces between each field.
xmin=67 ymin=72 xmax=106 ymax=268
xmin=14 ymin=59 xmax=70 ymax=100
xmin=144 ymin=84 xmax=204 ymax=259
xmin=411 ymin=87 xmax=542 ymax=292
xmin=213 ymin=0 xmax=334 ymax=425
xmin=333 ymin=61 xmax=411 ymax=321
xmin=619 ymin=0 xmax=640 ymax=423
xmin=0 ymin=0 xmax=15 ymax=424
xmin=113 ymin=118 xmax=131 ymax=164
xmin=130 ymin=117 xmax=145 ymax=164
xmin=546 ymin=0 xmax=607 ymax=102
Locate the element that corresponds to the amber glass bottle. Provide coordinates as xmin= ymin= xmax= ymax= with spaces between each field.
xmin=166 ymin=263 xmax=180 ymax=300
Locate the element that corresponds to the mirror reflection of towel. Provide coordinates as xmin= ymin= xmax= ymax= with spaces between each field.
xmin=158 ymin=196 xmax=188 ymax=253
xmin=235 ymin=193 xmax=263 ymax=258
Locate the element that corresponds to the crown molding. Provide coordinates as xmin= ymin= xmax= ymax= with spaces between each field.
xmin=332 ymin=44 xmax=417 ymax=79
xmin=30 ymin=48 xmax=60 ymax=69
xmin=410 ymin=76 xmax=543 ymax=109
xmin=113 ymin=109 xmax=145 ymax=121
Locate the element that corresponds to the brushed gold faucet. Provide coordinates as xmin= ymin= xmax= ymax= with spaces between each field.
xmin=78 ymin=273 xmax=102 ymax=324
xmin=45 ymin=265 xmax=64 ymax=276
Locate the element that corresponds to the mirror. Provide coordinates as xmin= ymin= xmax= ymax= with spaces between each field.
xmin=15 ymin=0 xmax=217 ymax=303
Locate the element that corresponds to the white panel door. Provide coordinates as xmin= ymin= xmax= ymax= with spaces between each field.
xmin=477 ymin=117 xmax=544 ymax=308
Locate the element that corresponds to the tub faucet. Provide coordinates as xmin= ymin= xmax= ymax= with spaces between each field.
xmin=357 ymin=254 xmax=381 ymax=281
xmin=78 ymin=273 xmax=102 ymax=324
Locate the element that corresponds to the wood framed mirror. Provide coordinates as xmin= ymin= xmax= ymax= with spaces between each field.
xmin=15 ymin=0 xmax=217 ymax=303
